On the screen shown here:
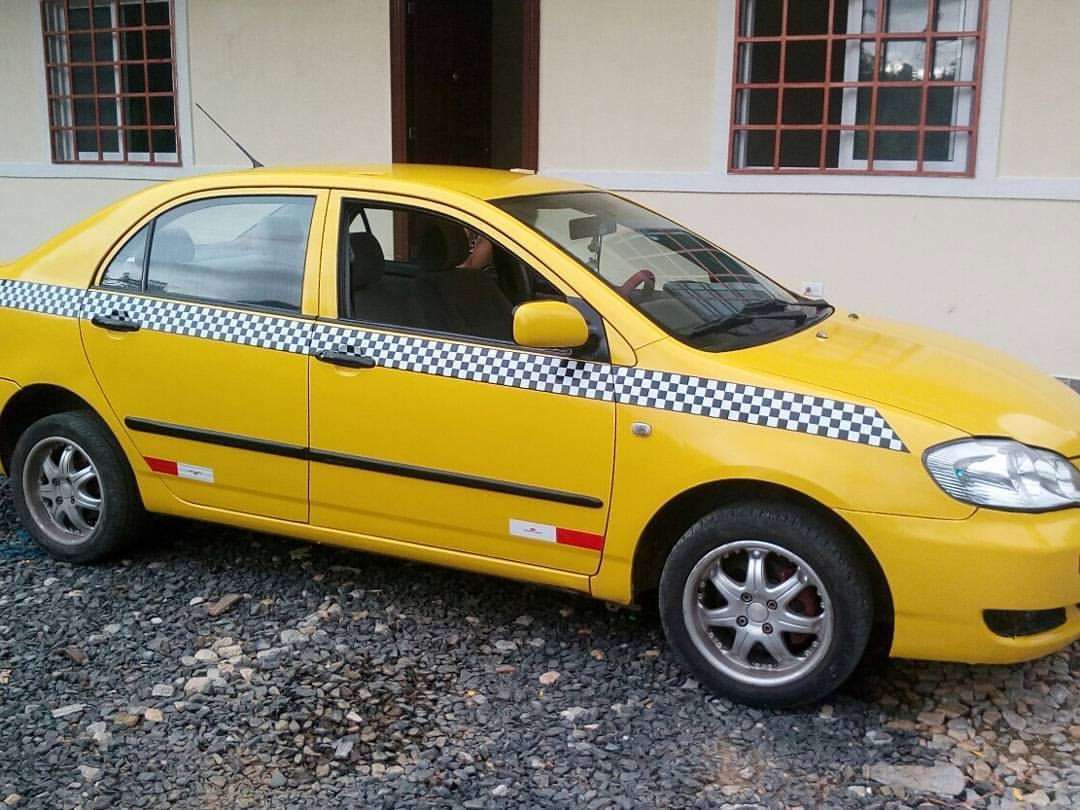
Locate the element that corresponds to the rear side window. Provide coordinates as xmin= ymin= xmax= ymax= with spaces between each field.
xmin=102 ymin=195 xmax=315 ymax=312
xmin=101 ymin=224 xmax=149 ymax=291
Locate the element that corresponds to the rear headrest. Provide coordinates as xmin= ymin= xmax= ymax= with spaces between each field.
xmin=152 ymin=227 xmax=195 ymax=264
xmin=414 ymin=218 xmax=470 ymax=271
xmin=350 ymin=232 xmax=384 ymax=290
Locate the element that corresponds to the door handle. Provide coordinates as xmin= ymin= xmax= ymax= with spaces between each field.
xmin=90 ymin=313 xmax=141 ymax=333
xmin=315 ymin=349 xmax=377 ymax=369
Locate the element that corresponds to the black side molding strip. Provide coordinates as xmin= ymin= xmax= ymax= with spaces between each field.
xmin=124 ymin=417 xmax=308 ymax=460
xmin=124 ymin=417 xmax=603 ymax=509
xmin=306 ymin=449 xmax=603 ymax=509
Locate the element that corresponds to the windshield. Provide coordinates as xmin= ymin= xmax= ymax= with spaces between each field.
xmin=495 ymin=191 xmax=831 ymax=351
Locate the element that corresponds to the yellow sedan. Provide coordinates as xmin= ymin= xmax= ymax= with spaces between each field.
xmin=0 ymin=165 xmax=1077 ymax=707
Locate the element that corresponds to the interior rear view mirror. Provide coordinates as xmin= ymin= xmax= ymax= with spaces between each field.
xmin=568 ymin=214 xmax=616 ymax=241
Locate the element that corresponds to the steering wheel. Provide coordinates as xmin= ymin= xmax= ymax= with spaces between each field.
xmin=618 ymin=269 xmax=656 ymax=298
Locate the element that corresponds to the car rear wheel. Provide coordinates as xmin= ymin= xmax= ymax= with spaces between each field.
xmin=658 ymin=500 xmax=873 ymax=708
xmin=11 ymin=411 xmax=145 ymax=563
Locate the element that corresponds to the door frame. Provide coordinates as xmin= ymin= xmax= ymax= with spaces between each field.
xmin=389 ymin=0 xmax=540 ymax=170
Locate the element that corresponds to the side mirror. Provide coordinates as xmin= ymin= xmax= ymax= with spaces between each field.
xmin=513 ymin=301 xmax=590 ymax=350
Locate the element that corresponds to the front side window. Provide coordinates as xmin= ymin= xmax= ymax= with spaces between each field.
xmin=496 ymin=192 xmax=831 ymax=352
xmin=731 ymin=0 xmax=985 ymax=175
xmin=101 ymin=195 xmax=315 ymax=313
xmin=340 ymin=201 xmax=565 ymax=343
xmin=40 ymin=0 xmax=180 ymax=165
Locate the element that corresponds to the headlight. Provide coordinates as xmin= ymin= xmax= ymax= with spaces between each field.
xmin=924 ymin=439 xmax=1080 ymax=512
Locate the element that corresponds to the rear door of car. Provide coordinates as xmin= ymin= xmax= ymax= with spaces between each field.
xmin=306 ymin=191 xmax=616 ymax=574
xmin=81 ymin=187 xmax=328 ymax=521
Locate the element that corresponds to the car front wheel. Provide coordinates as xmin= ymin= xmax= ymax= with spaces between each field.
xmin=11 ymin=411 xmax=145 ymax=563
xmin=658 ymin=500 xmax=873 ymax=708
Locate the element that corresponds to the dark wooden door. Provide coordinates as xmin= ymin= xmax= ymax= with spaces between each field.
xmin=391 ymin=0 xmax=539 ymax=169
xmin=406 ymin=0 xmax=492 ymax=167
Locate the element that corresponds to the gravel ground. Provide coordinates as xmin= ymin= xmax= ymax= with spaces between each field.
xmin=0 ymin=475 xmax=1077 ymax=808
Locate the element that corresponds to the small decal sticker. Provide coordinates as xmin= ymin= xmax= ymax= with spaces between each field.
xmin=145 ymin=456 xmax=215 ymax=484
xmin=509 ymin=519 xmax=604 ymax=552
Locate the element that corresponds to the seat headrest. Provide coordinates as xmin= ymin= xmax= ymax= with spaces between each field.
xmin=350 ymin=232 xmax=385 ymax=290
xmin=152 ymin=227 xmax=195 ymax=264
xmin=414 ymin=218 xmax=470 ymax=271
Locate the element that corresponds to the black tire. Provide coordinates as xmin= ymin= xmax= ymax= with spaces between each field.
xmin=658 ymin=500 xmax=873 ymax=709
xmin=11 ymin=410 xmax=145 ymax=563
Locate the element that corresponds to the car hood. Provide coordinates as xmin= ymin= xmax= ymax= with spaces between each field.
xmin=734 ymin=311 xmax=1080 ymax=457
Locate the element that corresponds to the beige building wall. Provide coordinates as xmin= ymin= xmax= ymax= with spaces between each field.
xmin=539 ymin=0 xmax=717 ymax=171
xmin=0 ymin=0 xmax=50 ymax=163
xmin=188 ymin=0 xmax=391 ymax=166
xmin=998 ymin=0 xmax=1080 ymax=178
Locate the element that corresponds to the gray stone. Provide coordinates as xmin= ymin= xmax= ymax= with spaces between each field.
xmin=868 ymin=764 xmax=967 ymax=798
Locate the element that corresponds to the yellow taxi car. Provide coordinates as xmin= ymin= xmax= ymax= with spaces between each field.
xmin=1 ymin=165 xmax=1077 ymax=707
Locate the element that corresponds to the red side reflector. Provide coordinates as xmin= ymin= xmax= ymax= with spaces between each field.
xmin=555 ymin=528 xmax=605 ymax=551
xmin=145 ymin=456 xmax=178 ymax=476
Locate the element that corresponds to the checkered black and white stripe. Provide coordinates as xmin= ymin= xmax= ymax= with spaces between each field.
xmin=0 ymin=279 xmax=85 ymax=318
xmin=1 ymin=279 xmax=907 ymax=451
xmin=311 ymin=324 xmax=615 ymax=401
xmin=610 ymin=368 xmax=906 ymax=451
xmin=83 ymin=290 xmax=313 ymax=354
xmin=312 ymin=323 xmax=907 ymax=452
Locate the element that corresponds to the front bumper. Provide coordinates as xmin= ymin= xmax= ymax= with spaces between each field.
xmin=841 ymin=506 xmax=1080 ymax=664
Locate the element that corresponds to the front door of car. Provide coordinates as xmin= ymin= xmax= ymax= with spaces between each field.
xmin=308 ymin=194 xmax=615 ymax=574
xmin=81 ymin=188 xmax=328 ymax=522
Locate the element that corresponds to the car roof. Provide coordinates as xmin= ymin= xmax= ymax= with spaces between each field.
xmin=185 ymin=164 xmax=594 ymax=201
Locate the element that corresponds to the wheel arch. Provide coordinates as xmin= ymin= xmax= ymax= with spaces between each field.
xmin=0 ymin=384 xmax=100 ymax=473
xmin=631 ymin=478 xmax=894 ymax=652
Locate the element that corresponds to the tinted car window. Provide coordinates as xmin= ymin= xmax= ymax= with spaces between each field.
xmin=100 ymin=224 xmax=149 ymax=291
xmin=341 ymin=201 xmax=564 ymax=343
xmin=145 ymin=195 xmax=315 ymax=312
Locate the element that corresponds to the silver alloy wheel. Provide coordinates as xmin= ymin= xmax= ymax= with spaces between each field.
xmin=22 ymin=436 xmax=104 ymax=546
xmin=681 ymin=540 xmax=833 ymax=687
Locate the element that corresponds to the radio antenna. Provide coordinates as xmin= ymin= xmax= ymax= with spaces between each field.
xmin=195 ymin=103 xmax=263 ymax=168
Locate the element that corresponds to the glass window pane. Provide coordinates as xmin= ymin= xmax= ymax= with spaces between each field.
xmin=150 ymin=128 xmax=176 ymax=156
xmin=149 ymin=96 xmax=175 ymax=126
xmin=146 ymin=29 xmax=172 ymax=59
xmin=94 ymin=32 xmax=114 ymax=62
xmin=885 ymin=0 xmax=929 ymax=32
xmin=779 ymin=130 xmax=822 ymax=167
xmin=880 ymin=39 xmax=925 ymax=80
xmin=784 ymin=39 xmax=828 ymax=82
xmin=147 ymin=196 xmax=314 ymax=311
xmin=126 ymin=127 xmax=149 ymax=154
xmin=734 ymin=130 xmax=775 ymax=167
xmin=70 ymin=33 xmax=92 ymax=62
xmin=121 ymin=31 xmax=143 ymax=60
xmin=932 ymin=37 xmax=976 ymax=81
xmin=97 ymin=98 xmax=119 ymax=126
xmin=147 ymin=63 xmax=174 ymax=92
xmin=72 ymin=66 xmax=94 ymax=95
xmin=145 ymin=1 xmax=170 ymax=26
xmin=96 ymin=65 xmax=118 ymax=93
xmin=927 ymin=86 xmax=971 ymax=126
xmin=935 ymin=0 xmax=979 ymax=31
xmin=787 ymin=2 xmax=828 ymax=35
xmin=75 ymin=128 xmax=98 ymax=154
xmin=924 ymin=131 xmax=969 ymax=164
xmin=736 ymin=89 xmax=778 ymax=125
xmin=120 ymin=1 xmax=143 ymax=27
xmin=782 ymin=88 xmax=824 ymax=124
xmin=74 ymin=98 xmax=96 ymax=126
xmin=739 ymin=42 xmax=780 ymax=83
xmin=875 ymin=131 xmax=918 ymax=161
xmin=876 ymin=86 xmax=923 ymax=125
xmin=102 ymin=225 xmax=149 ymax=291
xmin=857 ymin=40 xmax=877 ymax=81
xmin=741 ymin=0 xmax=781 ymax=36
xmin=101 ymin=128 xmax=120 ymax=155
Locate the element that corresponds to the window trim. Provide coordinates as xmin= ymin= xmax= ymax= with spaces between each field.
xmin=24 ymin=0 xmax=193 ymax=176
xmin=728 ymin=0 xmax=989 ymax=177
xmin=333 ymin=195 xmax=610 ymax=362
xmin=92 ymin=188 xmax=325 ymax=318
